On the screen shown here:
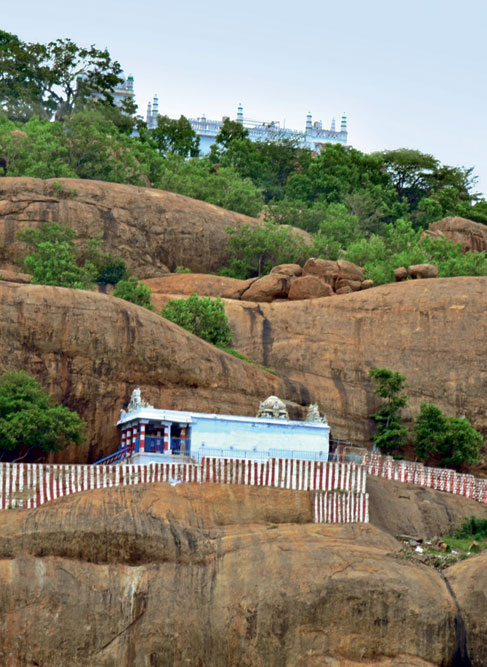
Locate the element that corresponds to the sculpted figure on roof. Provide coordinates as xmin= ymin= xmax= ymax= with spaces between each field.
xmin=256 ymin=395 xmax=289 ymax=420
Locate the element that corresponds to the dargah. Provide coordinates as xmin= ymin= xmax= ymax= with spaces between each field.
xmin=98 ymin=390 xmax=330 ymax=464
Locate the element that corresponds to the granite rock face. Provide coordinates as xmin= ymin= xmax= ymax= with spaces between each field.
xmin=225 ymin=277 xmax=487 ymax=442
xmin=0 ymin=483 xmax=470 ymax=666
xmin=0 ymin=177 xmax=270 ymax=278
xmin=425 ymin=216 xmax=487 ymax=253
xmin=0 ymin=282 xmax=310 ymax=462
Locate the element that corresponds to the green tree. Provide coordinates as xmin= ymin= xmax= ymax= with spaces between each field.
xmin=150 ymin=114 xmax=199 ymax=157
xmin=113 ymin=276 xmax=153 ymax=310
xmin=414 ymin=403 xmax=482 ymax=467
xmin=18 ymin=222 xmax=96 ymax=289
xmin=368 ymin=368 xmax=409 ymax=453
xmin=0 ymin=370 xmax=85 ymax=460
xmin=161 ymin=293 xmax=232 ymax=346
xmin=222 ymin=220 xmax=310 ymax=278
xmin=157 ymin=155 xmax=264 ymax=217
xmin=0 ymin=32 xmax=124 ymax=121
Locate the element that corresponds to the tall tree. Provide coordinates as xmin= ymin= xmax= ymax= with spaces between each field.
xmin=0 ymin=31 xmax=124 ymax=121
xmin=150 ymin=114 xmax=200 ymax=157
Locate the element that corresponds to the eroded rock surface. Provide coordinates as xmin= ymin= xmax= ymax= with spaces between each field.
xmin=0 ymin=484 xmax=465 ymax=666
xmin=0 ymin=177 xmax=268 ymax=277
xmin=0 ymin=282 xmax=310 ymax=462
xmin=425 ymin=216 xmax=487 ymax=253
xmin=225 ymin=277 xmax=487 ymax=442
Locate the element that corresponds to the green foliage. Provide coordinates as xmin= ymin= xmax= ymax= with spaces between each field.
xmin=368 ymin=368 xmax=409 ymax=453
xmin=0 ymin=370 xmax=85 ymax=458
xmin=161 ymin=293 xmax=232 ymax=346
xmin=345 ymin=218 xmax=487 ymax=285
xmin=0 ymin=31 xmax=124 ymax=121
xmin=151 ymin=114 xmax=199 ymax=157
xmin=94 ymin=255 xmax=127 ymax=284
xmin=414 ymin=403 xmax=482 ymax=467
xmin=174 ymin=266 xmax=192 ymax=274
xmin=453 ymin=516 xmax=487 ymax=539
xmin=221 ymin=220 xmax=309 ymax=278
xmin=157 ymin=155 xmax=264 ymax=217
xmin=113 ymin=276 xmax=153 ymax=310
xmin=17 ymin=222 xmax=96 ymax=289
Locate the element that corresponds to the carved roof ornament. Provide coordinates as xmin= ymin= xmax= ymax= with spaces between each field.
xmin=120 ymin=388 xmax=153 ymax=418
xmin=256 ymin=395 xmax=289 ymax=420
xmin=305 ymin=403 xmax=326 ymax=423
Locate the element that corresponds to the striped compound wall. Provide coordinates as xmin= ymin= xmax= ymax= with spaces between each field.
xmin=365 ymin=453 xmax=487 ymax=504
xmin=0 ymin=458 xmax=368 ymax=524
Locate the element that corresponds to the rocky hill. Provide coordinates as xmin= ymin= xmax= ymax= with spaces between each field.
xmin=0 ymin=481 xmax=485 ymax=666
xmin=147 ymin=275 xmax=487 ymax=444
xmin=0 ymin=282 xmax=311 ymax=463
xmin=0 ymin=177 xmax=310 ymax=278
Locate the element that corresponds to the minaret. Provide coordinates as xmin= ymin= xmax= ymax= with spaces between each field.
xmin=146 ymin=101 xmax=152 ymax=126
xmin=127 ymin=74 xmax=134 ymax=92
xmin=237 ymin=103 xmax=244 ymax=123
xmin=331 ymin=117 xmax=336 ymax=132
xmin=152 ymin=94 xmax=159 ymax=122
xmin=305 ymin=112 xmax=312 ymax=131
xmin=341 ymin=113 xmax=347 ymax=133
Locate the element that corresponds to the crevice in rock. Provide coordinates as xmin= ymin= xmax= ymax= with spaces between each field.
xmin=438 ymin=568 xmax=471 ymax=666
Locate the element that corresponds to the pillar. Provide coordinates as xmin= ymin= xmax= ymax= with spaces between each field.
xmin=120 ymin=427 xmax=126 ymax=451
xmin=163 ymin=423 xmax=170 ymax=453
xmin=132 ymin=424 xmax=138 ymax=453
xmin=125 ymin=427 xmax=132 ymax=453
xmin=156 ymin=429 xmax=162 ymax=452
xmin=139 ymin=421 xmax=147 ymax=453
xmin=180 ymin=425 xmax=186 ymax=453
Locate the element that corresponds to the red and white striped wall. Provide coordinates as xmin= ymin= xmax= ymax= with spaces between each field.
xmin=313 ymin=491 xmax=369 ymax=524
xmin=365 ymin=453 xmax=487 ymax=503
xmin=0 ymin=458 xmax=369 ymax=523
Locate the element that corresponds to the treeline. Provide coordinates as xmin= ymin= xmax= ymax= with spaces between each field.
xmin=2 ymin=31 xmax=487 ymax=283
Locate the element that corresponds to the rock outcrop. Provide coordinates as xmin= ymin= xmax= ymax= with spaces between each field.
xmin=0 ymin=282 xmax=311 ymax=462
xmin=225 ymin=277 xmax=487 ymax=442
xmin=0 ymin=482 xmax=475 ymax=666
xmin=425 ymin=216 xmax=487 ymax=253
xmin=0 ymin=177 xmax=305 ymax=278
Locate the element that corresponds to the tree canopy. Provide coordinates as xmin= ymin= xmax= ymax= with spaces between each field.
xmin=0 ymin=370 xmax=85 ymax=459
xmin=161 ymin=293 xmax=232 ymax=346
xmin=0 ymin=31 xmax=124 ymax=121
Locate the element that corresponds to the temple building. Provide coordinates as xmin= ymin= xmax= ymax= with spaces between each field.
xmin=98 ymin=390 xmax=330 ymax=465
xmin=145 ymin=98 xmax=348 ymax=154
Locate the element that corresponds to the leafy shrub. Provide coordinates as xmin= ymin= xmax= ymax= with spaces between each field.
xmin=414 ymin=403 xmax=482 ymax=467
xmin=368 ymin=367 xmax=409 ymax=453
xmin=95 ymin=256 xmax=127 ymax=284
xmin=17 ymin=222 xmax=96 ymax=289
xmin=453 ymin=516 xmax=487 ymax=539
xmin=0 ymin=370 xmax=85 ymax=459
xmin=113 ymin=276 xmax=153 ymax=310
xmin=161 ymin=293 xmax=232 ymax=346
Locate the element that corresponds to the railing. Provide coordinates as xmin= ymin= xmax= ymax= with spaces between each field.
xmin=93 ymin=446 xmax=132 ymax=465
xmin=195 ymin=447 xmax=328 ymax=462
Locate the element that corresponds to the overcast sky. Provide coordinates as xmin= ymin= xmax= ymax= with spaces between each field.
xmin=5 ymin=0 xmax=487 ymax=195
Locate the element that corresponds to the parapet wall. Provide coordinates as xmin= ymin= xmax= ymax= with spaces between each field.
xmin=0 ymin=458 xmax=368 ymax=524
xmin=365 ymin=453 xmax=487 ymax=503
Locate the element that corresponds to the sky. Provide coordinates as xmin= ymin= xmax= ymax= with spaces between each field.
xmin=4 ymin=0 xmax=487 ymax=195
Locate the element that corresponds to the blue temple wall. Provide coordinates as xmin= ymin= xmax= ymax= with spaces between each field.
xmin=190 ymin=414 xmax=329 ymax=460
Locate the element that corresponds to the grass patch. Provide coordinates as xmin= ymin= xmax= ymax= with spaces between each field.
xmin=218 ymin=347 xmax=277 ymax=375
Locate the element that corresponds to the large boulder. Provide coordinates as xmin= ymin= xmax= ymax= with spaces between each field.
xmin=408 ymin=264 xmax=439 ymax=279
xmin=225 ymin=277 xmax=487 ymax=442
xmin=425 ymin=216 xmax=487 ymax=253
xmin=288 ymin=275 xmax=334 ymax=300
xmin=337 ymin=259 xmax=365 ymax=283
xmin=302 ymin=258 xmax=339 ymax=288
xmin=0 ymin=282 xmax=311 ymax=463
xmin=144 ymin=273 xmax=250 ymax=299
xmin=270 ymin=263 xmax=303 ymax=277
xmin=0 ymin=177 xmax=306 ymax=279
xmin=0 ymin=483 xmax=466 ymax=666
xmin=240 ymin=273 xmax=290 ymax=302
